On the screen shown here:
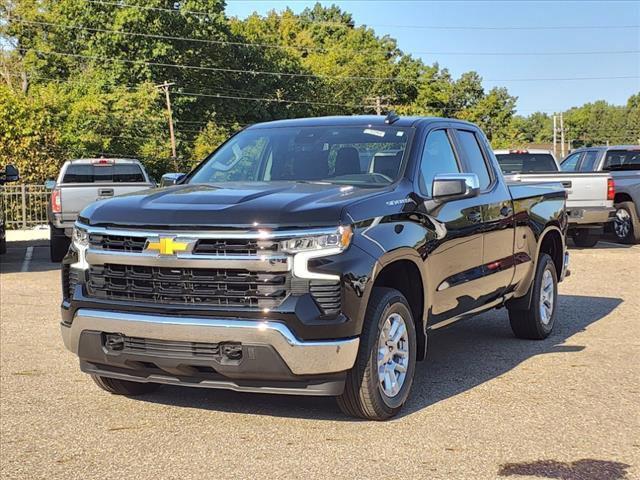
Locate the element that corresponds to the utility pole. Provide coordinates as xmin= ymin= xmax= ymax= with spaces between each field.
xmin=560 ymin=112 xmax=565 ymax=158
xmin=365 ymin=95 xmax=389 ymax=115
xmin=156 ymin=81 xmax=177 ymax=169
xmin=553 ymin=114 xmax=557 ymax=159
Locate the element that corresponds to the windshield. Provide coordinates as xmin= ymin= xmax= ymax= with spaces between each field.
xmin=188 ymin=125 xmax=411 ymax=187
xmin=495 ymin=153 xmax=558 ymax=174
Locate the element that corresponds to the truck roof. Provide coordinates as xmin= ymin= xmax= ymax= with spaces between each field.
xmin=570 ymin=145 xmax=640 ymax=152
xmin=244 ymin=115 xmax=477 ymax=130
xmin=65 ymin=158 xmax=142 ymax=165
xmin=494 ymin=149 xmax=554 ymax=155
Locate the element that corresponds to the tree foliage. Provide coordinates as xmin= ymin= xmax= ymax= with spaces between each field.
xmin=1 ymin=1 xmax=637 ymax=182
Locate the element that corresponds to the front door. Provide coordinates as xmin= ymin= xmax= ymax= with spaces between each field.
xmin=414 ymin=127 xmax=487 ymax=325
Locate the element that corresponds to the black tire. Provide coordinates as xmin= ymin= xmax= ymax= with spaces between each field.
xmin=613 ymin=201 xmax=640 ymax=244
xmin=571 ymin=230 xmax=599 ymax=248
xmin=508 ymin=253 xmax=558 ymax=340
xmin=337 ymin=287 xmax=417 ymax=420
xmin=91 ymin=374 xmax=160 ymax=396
xmin=0 ymin=235 xmax=6 ymax=255
xmin=49 ymin=225 xmax=70 ymax=262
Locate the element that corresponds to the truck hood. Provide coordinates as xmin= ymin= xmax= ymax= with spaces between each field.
xmin=80 ymin=181 xmax=392 ymax=228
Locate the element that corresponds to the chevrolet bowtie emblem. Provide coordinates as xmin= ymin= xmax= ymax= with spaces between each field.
xmin=144 ymin=237 xmax=194 ymax=256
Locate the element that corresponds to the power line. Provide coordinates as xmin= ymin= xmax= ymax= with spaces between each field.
xmin=81 ymin=1 xmax=640 ymax=31
xmin=19 ymin=48 xmax=640 ymax=83
xmin=10 ymin=19 xmax=640 ymax=57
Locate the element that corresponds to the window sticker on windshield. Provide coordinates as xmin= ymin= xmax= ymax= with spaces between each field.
xmin=363 ymin=128 xmax=385 ymax=138
xmin=396 ymin=131 xmax=404 ymax=137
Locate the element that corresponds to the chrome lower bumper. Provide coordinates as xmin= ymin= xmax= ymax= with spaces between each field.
xmin=61 ymin=309 xmax=359 ymax=376
xmin=567 ymin=206 xmax=616 ymax=225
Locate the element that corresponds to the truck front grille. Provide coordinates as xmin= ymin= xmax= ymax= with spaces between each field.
xmin=87 ymin=264 xmax=289 ymax=309
xmin=88 ymin=233 xmax=280 ymax=256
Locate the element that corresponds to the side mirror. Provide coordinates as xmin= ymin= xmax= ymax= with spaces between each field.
xmin=432 ymin=173 xmax=480 ymax=202
xmin=1 ymin=164 xmax=19 ymax=184
xmin=160 ymin=173 xmax=185 ymax=187
xmin=44 ymin=179 xmax=56 ymax=190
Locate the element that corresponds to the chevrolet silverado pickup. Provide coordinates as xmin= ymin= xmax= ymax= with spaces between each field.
xmin=494 ymin=149 xmax=615 ymax=247
xmin=560 ymin=145 xmax=640 ymax=244
xmin=47 ymin=158 xmax=155 ymax=262
xmin=60 ymin=115 xmax=569 ymax=420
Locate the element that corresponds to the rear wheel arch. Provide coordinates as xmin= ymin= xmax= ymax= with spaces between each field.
xmin=537 ymin=227 xmax=564 ymax=279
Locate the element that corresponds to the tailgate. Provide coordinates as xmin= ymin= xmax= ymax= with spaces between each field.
xmin=505 ymin=173 xmax=612 ymax=208
xmin=59 ymin=184 xmax=152 ymax=221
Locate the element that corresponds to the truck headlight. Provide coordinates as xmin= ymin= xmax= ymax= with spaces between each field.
xmin=285 ymin=226 xmax=352 ymax=281
xmin=280 ymin=225 xmax=352 ymax=254
xmin=72 ymin=226 xmax=89 ymax=249
xmin=71 ymin=225 xmax=89 ymax=270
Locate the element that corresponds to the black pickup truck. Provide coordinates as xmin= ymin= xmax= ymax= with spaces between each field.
xmin=60 ymin=115 xmax=569 ymax=420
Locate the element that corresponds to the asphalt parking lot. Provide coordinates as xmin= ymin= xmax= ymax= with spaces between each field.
xmin=1 ymin=239 xmax=638 ymax=480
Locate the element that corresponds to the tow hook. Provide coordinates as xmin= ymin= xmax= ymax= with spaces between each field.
xmin=105 ymin=333 xmax=125 ymax=351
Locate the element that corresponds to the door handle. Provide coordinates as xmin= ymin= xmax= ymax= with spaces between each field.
xmin=98 ymin=188 xmax=114 ymax=197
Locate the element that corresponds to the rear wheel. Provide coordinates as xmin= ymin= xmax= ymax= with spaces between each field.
xmin=337 ymin=287 xmax=417 ymax=420
xmin=508 ymin=253 xmax=558 ymax=340
xmin=613 ymin=202 xmax=640 ymax=244
xmin=571 ymin=230 xmax=599 ymax=248
xmin=91 ymin=375 xmax=160 ymax=396
xmin=49 ymin=225 xmax=70 ymax=262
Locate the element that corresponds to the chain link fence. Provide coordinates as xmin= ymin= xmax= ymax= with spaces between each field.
xmin=1 ymin=185 xmax=51 ymax=229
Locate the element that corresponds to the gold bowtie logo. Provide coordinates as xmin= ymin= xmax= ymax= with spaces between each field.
xmin=144 ymin=237 xmax=193 ymax=255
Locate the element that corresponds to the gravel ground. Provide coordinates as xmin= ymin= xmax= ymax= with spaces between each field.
xmin=1 ymin=240 xmax=638 ymax=480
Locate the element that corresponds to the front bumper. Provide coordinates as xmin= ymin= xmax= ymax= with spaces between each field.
xmin=61 ymin=308 xmax=359 ymax=395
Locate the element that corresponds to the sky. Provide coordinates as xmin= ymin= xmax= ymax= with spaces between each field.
xmin=225 ymin=0 xmax=640 ymax=115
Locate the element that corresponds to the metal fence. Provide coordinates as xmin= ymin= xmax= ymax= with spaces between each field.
xmin=1 ymin=185 xmax=50 ymax=229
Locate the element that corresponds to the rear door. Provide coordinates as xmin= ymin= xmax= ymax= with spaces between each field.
xmin=453 ymin=128 xmax=516 ymax=304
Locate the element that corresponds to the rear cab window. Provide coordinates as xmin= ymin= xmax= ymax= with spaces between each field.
xmin=62 ymin=162 xmax=146 ymax=183
xmin=495 ymin=152 xmax=558 ymax=173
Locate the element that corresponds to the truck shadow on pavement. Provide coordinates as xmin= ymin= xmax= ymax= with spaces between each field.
xmin=138 ymin=293 xmax=622 ymax=421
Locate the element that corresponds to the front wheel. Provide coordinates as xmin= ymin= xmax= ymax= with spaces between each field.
xmin=337 ymin=287 xmax=417 ymax=420
xmin=508 ymin=253 xmax=558 ymax=340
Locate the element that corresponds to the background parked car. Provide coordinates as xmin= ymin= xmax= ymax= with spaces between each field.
xmin=47 ymin=158 xmax=155 ymax=261
xmin=494 ymin=149 xmax=615 ymax=247
xmin=0 ymin=164 xmax=20 ymax=254
xmin=560 ymin=145 xmax=640 ymax=244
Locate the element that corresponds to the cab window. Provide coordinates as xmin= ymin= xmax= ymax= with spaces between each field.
xmin=419 ymin=130 xmax=460 ymax=196
xmin=456 ymin=130 xmax=492 ymax=189
xmin=560 ymin=153 xmax=582 ymax=172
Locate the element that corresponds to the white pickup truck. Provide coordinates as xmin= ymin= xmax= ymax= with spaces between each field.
xmin=494 ymin=149 xmax=615 ymax=247
xmin=47 ymin=158 xmax=155 ymax=261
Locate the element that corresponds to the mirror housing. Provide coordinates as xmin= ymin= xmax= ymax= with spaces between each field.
xmin=0 ymin=164 xmax=19 ymax=184
xmin=160 ymin=173 xmax=185 ymax=187
xmin=44 ymin=179 xmax=56 ymax=190
xmin=432 ymin=173 xmax=480 ymax=202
